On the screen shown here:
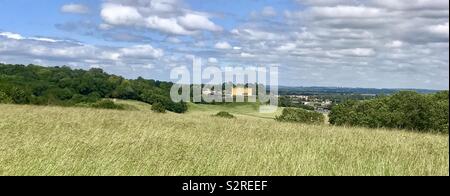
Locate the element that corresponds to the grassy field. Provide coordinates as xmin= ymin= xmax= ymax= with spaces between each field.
xmin=0 ymin=102 xmax=448 ymax=176
xmin=187 ymin=102 xmax=283 ymax=119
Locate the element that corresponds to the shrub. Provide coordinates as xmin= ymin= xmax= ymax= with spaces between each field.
xmin=0 ymin=91 xmax=13 ymax=104
xmin=215 ymin=111 xmax=235 ymax=119
xmin=91 ymin=100 xmax=124 ymax=110
xmin=141 ymin=92 xmax=188 ymax=113
xmin=276 ymin=108 xmax=324 ymax=124
xmin=9 ymin=87 xmax=31 ymax=104
xmin=151 ymin=102 xmax=166 ymax=113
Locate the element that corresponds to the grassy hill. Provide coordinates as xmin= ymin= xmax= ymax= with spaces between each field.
xmin=187 ymin=102 xmax=283 ymax=119
xmin=0 ymin=102 xmax=448 ymax=176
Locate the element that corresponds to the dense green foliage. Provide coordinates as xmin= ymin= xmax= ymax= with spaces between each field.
xmin=276 ymin=108 xmax=324 ymax=124
xmin=214 ymin=111 xmax=235 ymax=119
xmin=329 ymin=91 xmax=449 ymax=133
xmin=0 ymin=90 xmax=13 ymax=104
xmin=151 ymin=102 xmax=166 ymax=113
xmin=278 ymin=96 xmax=315 ymax=110
xmin=0 ymin=64 xmax=187 ymax=113
xmin=90 ymin=100 xmax=125 ymax=110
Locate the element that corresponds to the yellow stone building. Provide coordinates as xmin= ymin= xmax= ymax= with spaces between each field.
xmin=231 ymin=87 xmax=253 ymax=96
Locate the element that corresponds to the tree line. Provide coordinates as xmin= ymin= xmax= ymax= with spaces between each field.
xmin=276 ymin=91 xmax=448 ymax=133
xmin=329 ymin=91 xmax=449 ymax=133
xmin=0 ymin=64 xmax=187 ymax=113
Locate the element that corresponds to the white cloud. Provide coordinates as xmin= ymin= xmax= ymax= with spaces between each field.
xmin=0 ymin=32 xmax=60 ymax=43
xmin=339 ymin=48 xmax=376 ymax=57
xmin=99 ymin=23 xmax=113 ymax=30
xmin=309 ymin=6 xmax=386 ymax=19
xmin=296 ymin=0 xmax=352 ymax=6
xmin=101 ymin=3 xmax=142 ymax=26
xmin=208 ymin=57 xmax=218 ymax=63
xmin=145 ymin=16 xmax=194 ymax=35
xmin=240 ymin=52 xmax=255 ymax=58
xmin=2 ymin=0 xmax=449 ymax=89
xmin=261 ymin=6 xmax=277 ymax=17
xmin=178 ymin=13 xmax=222 ymax=32
xmin=120 ymin=45 xmax=164 ymax=59
xmin=142 ymin=64 xmax=155 ymax=69
xmin=428 ymin=22 xmax=449 ymax=36
xmin=386 ymin=40 xmax=404 ymax=48
xmin=276 ymin=43 xmax=297 ymax=51
xmin=0 ymin=31 xmax=164 ymax=66
xmin=214 ymin=41 xmax=232 ymax=49
xmin=100 ymin=0 xmax=222 ymax=35
xmin=0 ymin=32 xmax=24 ymax=40
xmin=167 ymin=37 xmax=181 ymax=43
xmin=231 ymin=28 xmax=286 ymax=41
xmin=61 ymin=4 xmax=90 ymax=14
xmin=373 ymin=0 xmax=449 ymax=10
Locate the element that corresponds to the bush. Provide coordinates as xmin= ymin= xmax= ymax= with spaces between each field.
xmin=151 ymin=102 xmax=166 ymax=113
xmin=9 ymin=87 xmax=31 ymax=104
xmin=91 ymin=100 xmax=124 ymax=110
xmin=141 ymin=92 xmax=188 ymax=113
xmin=276 ymin=108 xmax=324 ymax=124
xmin=329 ymin=91 xmax=449 ymax=133
xmin=0 ymin=91 xmax=13 ymax=104
xmin=215 ymin=111 xmax=235 ymax=119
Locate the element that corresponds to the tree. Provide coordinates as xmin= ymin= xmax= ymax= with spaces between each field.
xmin=0 ymin=64 xmax=187 ymax=113
xmin=329 ymin=91 xmax=449 ymax=133
xmin=0 ymin=90 xmax=13 ymax=104
xmin=276 ymin=108 xmax=324 ymax=125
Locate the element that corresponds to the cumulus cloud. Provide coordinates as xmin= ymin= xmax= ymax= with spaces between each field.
xmin=214 ymin=41 xmax=232 ymax=49
xmin=208 ymin=57 xmax=218 ymax=63
xmin=427 ymin=22 xmax=449 ymax=37
xmin=100 ymin=0 xmax=222 ymax=35
xmin=309 ymin=6 xmax=387 ymax=19
xmin=0 ymin=32 xmax=25 ymax=40
xmin=61 ymin=4 xmax=90 ymax=14
xmin=219 ymin=0 xmax=448 ymax=89
xmin=0 ymin=31 xmax=164 ymax=69
xmin=1 ymin=0 xmax=448 ymax=89
xmin=119 ymin=45 xmax=164 ymax=59
xmin=373 ymin=0 xmax=449 ymax=10
xmin=240 ymin=52 xmax=255 ymax=58
xmin=385 ymin=40 xmax=404 ymax=48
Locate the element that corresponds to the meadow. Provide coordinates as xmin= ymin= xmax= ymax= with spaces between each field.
xmin=0 ymin=102 xmax=448 ymax=176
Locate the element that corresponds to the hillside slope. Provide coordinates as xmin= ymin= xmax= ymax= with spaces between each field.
xmin=187 ymin=102 xmax=283 ymax=119
xmin=0 ymin=104 xmax=448 ymax=176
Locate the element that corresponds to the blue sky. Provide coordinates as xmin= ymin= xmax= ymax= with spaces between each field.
xmin=0 ymin=0 xmax=449 ymax=89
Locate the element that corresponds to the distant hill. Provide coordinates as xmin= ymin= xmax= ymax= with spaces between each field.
xmin=278 ymin=86 xmax=439 ymax=96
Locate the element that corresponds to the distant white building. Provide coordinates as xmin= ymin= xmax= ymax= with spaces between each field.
xmin=322 ymin=100 xmax=333 ymax=105
xmin=289 ymin=95 xmax=309 ymax=101
xmin=202 ymin=89 xmax=213 ymax=95
xmin=202 ymin=89 xmax=222 ymax=96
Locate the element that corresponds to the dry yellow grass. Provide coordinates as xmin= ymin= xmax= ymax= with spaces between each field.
xmin=0 ymin=103 xmax=448 ymax=176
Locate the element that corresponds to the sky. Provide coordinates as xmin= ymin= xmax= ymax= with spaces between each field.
xmin=0 ymin=0 xmax=448 ymax=90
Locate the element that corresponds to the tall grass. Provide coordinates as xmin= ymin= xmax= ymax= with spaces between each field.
xmin=0 ymin=103 xmax=448 ymax=176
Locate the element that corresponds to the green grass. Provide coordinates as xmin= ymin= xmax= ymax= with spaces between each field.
xmin=0 ymin=102 xmax=448 ymax=176
xmin=188 ymin=102 xmax=283 ymax=119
